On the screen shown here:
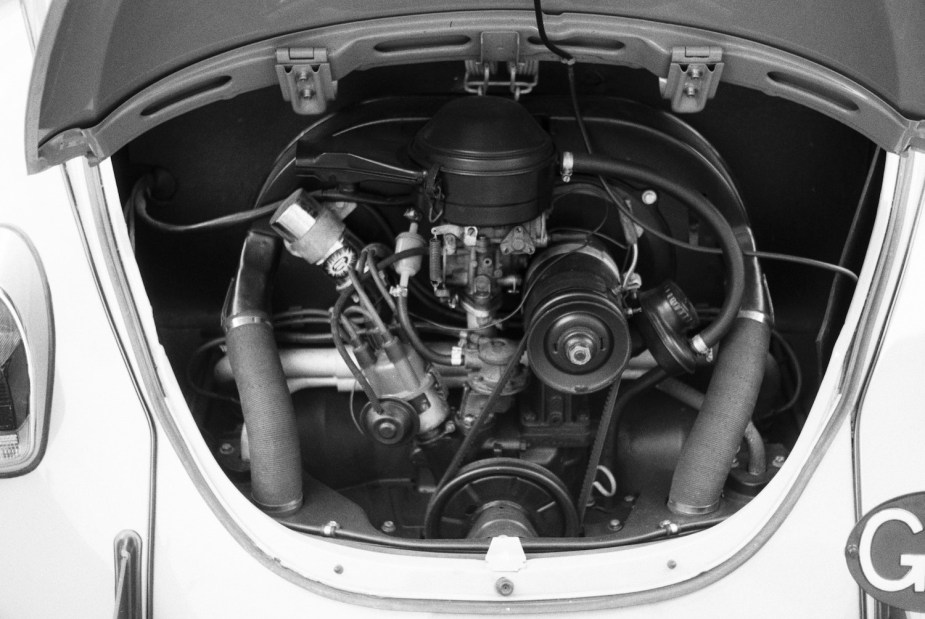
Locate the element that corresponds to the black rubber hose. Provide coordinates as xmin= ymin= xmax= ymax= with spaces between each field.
xmin=226 ymin=322 xmax=304 ymax=515
xmin=396 ymin=294 xmax=455 ymax=366
xmin=569 ymin=152 xmax=745 ymax=348
xmin=668 ymin=317 xmax=771 ymax=514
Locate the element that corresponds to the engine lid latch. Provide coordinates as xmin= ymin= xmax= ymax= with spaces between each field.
xmin=660 ymin=46 xmax=724 ymax=113
xmin=275 ymin=47 xmax=337 ymax=115
xmin=464 ymin=32 xmax=538 ymax=100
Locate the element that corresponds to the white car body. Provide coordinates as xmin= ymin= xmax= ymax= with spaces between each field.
xmin=3 ymin=1 xmax=925 ymax=616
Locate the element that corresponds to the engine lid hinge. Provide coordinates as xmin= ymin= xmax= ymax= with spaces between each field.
xmin=275 ymin=47 xmax=338 ymax=115
xmin=113 ymin=530 xmax=142 ymax=619
xmin=464 ymin=32 xmax=538 ymax=100
xmin=660 ymin=46 xmax=724 ymax=113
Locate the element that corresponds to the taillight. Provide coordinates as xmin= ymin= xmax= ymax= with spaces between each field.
xmin=0 ymin=226 xmax=53 ymax=476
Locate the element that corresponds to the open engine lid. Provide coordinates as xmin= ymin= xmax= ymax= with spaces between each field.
xmin=25 ymin=0 xmax=925 ymax=172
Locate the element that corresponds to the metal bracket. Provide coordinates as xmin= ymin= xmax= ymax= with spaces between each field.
xmin=113 ymin=530 xmax=142 ymax=619
xmin=275 ymin=47 xmax=338 ymax=115
xmin=660 ymin=46 xmax=724 ymax=113
xmin=464 ymin=32 xmax=538 ymax=100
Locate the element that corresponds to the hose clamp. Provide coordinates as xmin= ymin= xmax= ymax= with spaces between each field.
xmin=451 ymin=346 xmax=464 ymax=367
xmin=737 ymin=310 xmax=772 ymax=326
xmin=667 ymin=498 xmax=720 ymax=516
xmin=223 ymin=312 xmax=270 ymax=333
xmin=689 ymin=334 xmax=709 ymax=355
xmin=560 ymin=151 xmax=574 ymax=183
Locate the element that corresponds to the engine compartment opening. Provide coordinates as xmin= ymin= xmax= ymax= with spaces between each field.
xmin=112 ymin=59 xmax=880 ymax=551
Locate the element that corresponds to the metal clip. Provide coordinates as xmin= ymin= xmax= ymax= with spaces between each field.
xmin=660 ymin=46 xmax=724 ymax=113
xmin=560 ymin=151 xmax=574 ymax=183
xmin=275 ymin=47 xmax=338 ymax=115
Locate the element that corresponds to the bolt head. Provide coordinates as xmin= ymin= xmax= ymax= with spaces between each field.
xmin=772 ymin=455 xmax=786 ymax=468
xmin=219 ymin=443 xmax=234 ymax=455
xmin=565 ymin=337 xmax=594 ymax=366
xmin=381 ymin=520 xmax=397 ymax=534
xmin=495 ymin=577 xmax=514 ymax=596
xmin=641 ymin=189 xmax=658 ymax=205
xmin=608 ymin=519 xmax=622 ymax=531
xmin=299 ymin=87 xmax=315 ymax=99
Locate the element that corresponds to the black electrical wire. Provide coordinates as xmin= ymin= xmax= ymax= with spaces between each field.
xmin=576 ymin=367 xmax=668 ymax=526
xmin=135 ymin=185 xmax=283 ymax=233
xmin=133 ymin=174 xmax=414 ymax=235
xmin=426 ymin=331 xmax=532 ymax=510
xmin=365 ymin=253 xmax=398 ymax=315
xmin=331 ymin=291 xmax=383 ymax=412
xmin=532 ymin=0 xmax=573 ymax=63
xmin=697 ymin=307 xmax=804 ymax=420
xmin=185 ymin=337 xmax=241 ymax=407
xmin=561 ymin=64 xmax=855 ymax=285
xmin=548 ymin=228 xmax=627 ymax=251
xmin=396 ymin=295 xmax=455 ymax=366
xmin=768 ymin=329 xmax=804 ymax=415
xmin=572 ymin=153 xmax=745 ymax=348
xmin=575 ymin=179 xmax=860 ymax=283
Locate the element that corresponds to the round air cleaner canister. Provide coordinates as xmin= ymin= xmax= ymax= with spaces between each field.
xmin=409 ymin=96 xmax=556 ymax=226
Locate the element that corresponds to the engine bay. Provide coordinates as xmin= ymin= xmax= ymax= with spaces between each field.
xmin=116 ymin=59 xmax=879 ymax=549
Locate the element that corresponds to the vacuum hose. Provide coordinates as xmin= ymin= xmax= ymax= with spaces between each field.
xmin=567 ymin=152 xmax=771 ymax=515
xmin=222 ymin=229 xmax=303 ymax=516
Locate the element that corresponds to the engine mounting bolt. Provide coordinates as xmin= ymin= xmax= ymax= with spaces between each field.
xmin=219 ymin=443 xmax=234 ymax=455
xmin=381 ymin=520 xmax=397 ymax=534
xmin=608 ymin=519 xmax=622 ymax=531
xmin=495 ymin=577 xmax=514 ymax=597
xmin=641 ymin=189 xmax=658 ymax=205
xmin=772 ymin=455 xmax=786 ymax=468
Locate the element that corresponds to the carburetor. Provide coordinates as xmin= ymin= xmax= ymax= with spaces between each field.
xmin=410 ymin=96 xmax=556 ymax=330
